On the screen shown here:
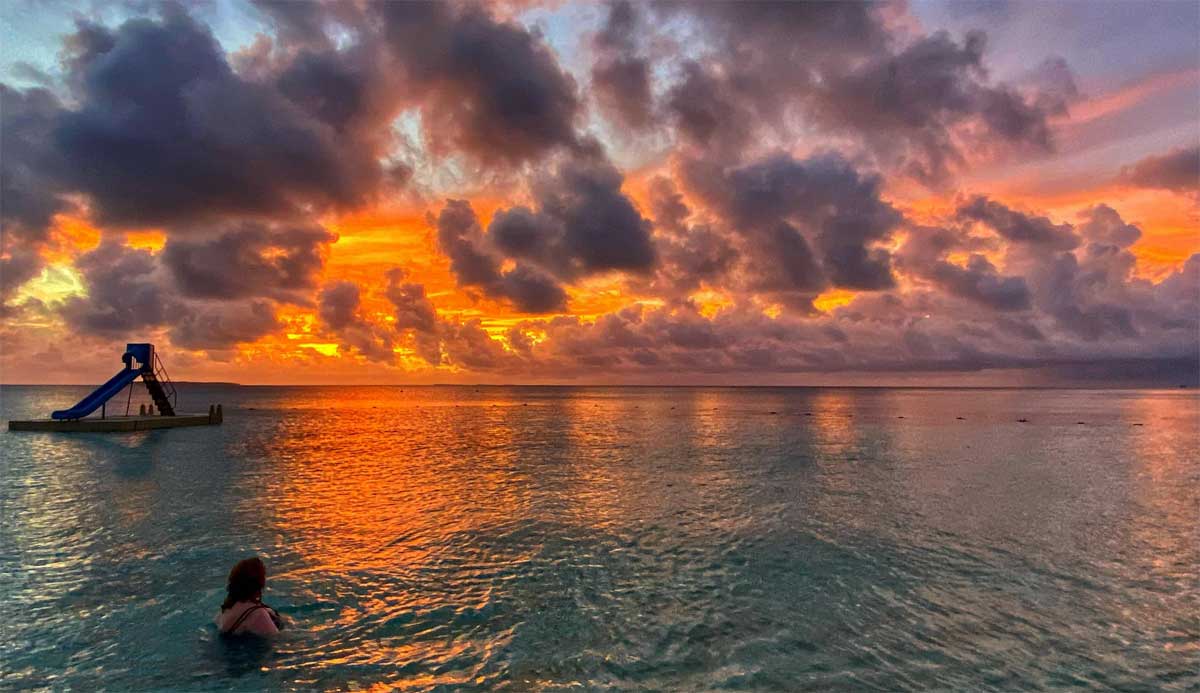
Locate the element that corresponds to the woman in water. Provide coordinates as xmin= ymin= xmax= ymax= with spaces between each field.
xmin=215 ymin=557 xmax=284 ymax=636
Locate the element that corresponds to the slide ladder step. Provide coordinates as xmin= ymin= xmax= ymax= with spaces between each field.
xmin=142 ymin=372 xmax=176 ymax=416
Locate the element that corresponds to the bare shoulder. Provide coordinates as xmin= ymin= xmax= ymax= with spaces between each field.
xmin=244 ymin=606 xmax=280 ymax=635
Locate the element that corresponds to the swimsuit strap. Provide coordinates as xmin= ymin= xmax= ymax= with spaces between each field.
xmin=224 ymin=604 xmax=270 ymax=634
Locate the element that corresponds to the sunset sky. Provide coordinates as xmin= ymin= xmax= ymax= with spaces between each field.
xmin=1 ymin=0 xmax=1197 ymax=385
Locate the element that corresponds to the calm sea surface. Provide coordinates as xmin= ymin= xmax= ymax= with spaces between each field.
xmin=1 ymin=385 xmax=1197 ymax=691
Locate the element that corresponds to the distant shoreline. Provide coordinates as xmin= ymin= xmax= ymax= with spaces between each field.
xmin=0 ymin=381 xmax=244 ymax=388
xmin=0 ymin=383 xmax=1192 ymax=391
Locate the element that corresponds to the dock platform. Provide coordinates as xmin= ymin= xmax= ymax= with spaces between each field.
xmin=9 ymin=410 xmax=222 ymax=432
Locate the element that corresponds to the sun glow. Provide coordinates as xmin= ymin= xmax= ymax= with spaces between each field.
xmin=814 ymin=290 xmax=857 ymax=313
xmin=301 ymin=343 xmax=340 ymax=357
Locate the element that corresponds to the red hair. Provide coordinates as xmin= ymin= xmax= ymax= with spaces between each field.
xmin=221 ymin=557 xmax=266 ymax=611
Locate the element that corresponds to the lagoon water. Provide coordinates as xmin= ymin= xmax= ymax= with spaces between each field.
xmin=1 ymin=385 xmax=1197 ymax=691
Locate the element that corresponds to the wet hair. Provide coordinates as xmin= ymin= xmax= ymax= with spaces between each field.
xmin=222 ymin=557 xmax=267 ymax=611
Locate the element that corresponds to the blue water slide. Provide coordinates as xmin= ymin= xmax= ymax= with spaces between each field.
xmin=51 ymin=368 xmax=144 ymax=420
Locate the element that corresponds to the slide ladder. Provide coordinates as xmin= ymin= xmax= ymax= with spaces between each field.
xmin=51 ymin=343 xmax=179 ymax=420
xmin=143 ymin=352 xmax=177 ymax=416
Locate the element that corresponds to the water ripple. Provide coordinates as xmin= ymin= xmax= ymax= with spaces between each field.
xmin=1 ymin=386 xmax=1197 ymax=690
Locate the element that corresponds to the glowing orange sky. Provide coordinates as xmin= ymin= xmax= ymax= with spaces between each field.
xmin=1 ymin=0 xmax=1196 ymax=386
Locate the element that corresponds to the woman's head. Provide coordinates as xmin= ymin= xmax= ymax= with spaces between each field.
xmin=222 ymin=557 xmax=267 ymax=610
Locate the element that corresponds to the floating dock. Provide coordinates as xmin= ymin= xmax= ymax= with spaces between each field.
xmin=6 ymin=342 xmax=224 ymax=433
xmin=9 ymin=409 xmax=222 ymax=432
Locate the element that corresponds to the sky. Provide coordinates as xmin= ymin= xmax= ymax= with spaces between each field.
xmin=1 ymin=0 xmax=1197 ymax=386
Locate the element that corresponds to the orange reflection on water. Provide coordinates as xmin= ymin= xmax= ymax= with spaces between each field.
xmin=1121 ymin=392 xmax=1200 ymax=583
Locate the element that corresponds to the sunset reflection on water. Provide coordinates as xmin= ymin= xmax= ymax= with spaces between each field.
xmin=1 ymin=386 xmax=1197 ymax=690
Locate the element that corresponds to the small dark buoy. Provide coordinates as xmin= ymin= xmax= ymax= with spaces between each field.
xmin=768 ymin=411 xmax=778 ymax=415
xmin=956 ymin=416 xmax=965 ymax=420
xmin=897 ymin=415 xmax=905 ymax=419
xmin=1076 ymin=421 xmax=1085 ymax=425
xmin=1133 ymin=422 xmax=1144 ymax=426
xmin=804 ymin=412 xmax=812 ymax=416
xmin=1017 ymin=418 xmax=1028 ymax=423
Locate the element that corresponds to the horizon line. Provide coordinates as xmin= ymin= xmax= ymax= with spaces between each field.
xmin=0 ymin=382 xmax=1193 ymax=391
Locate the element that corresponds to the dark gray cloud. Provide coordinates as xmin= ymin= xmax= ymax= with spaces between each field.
xmin=957 ymin=196 xmax=1080 ymax=250
xmin=648 ymin=4 xmax=1066 ymax=184
xmin=0 ymin=249 xmax=45 ymax=304
xmin=494 ymin=264 xmax=571 ymax=314
xmin=1025 ymin=57 xmax=1082 ymax=117
xmin=167 ymin=300 xmax=280 ymax=351
xmin=1026 ymin=252 xmax=1139 ymax=341
xmin=633 ymin=177 xmax=739 ymax=298
xmin=317 ymin=280 xmax=394 ymax=362
xmin=162 ymin=222 xmax=336 ymax=304
xmin=1118 ymin=146 xmax=1199 ymax=193
xmin=898 ymin=224 xmax=1032 ymax=311
xmin=436 ymin=199 xmax=503 ymax=288
xmin=1077 ymin=204 xmax=1141 ymax=248
xmin=526 ymin=151 xmax=657 ymax=275
xmin=374 ymin=270 xmax=528 ymax=370
xmin=466 ymin=199 xmax=1195 ymax=381
xmin=0 ymin=86 xmax=69 ymax=243
xmin=383 ymin=269 xmax=442 ymax=365
xmin=251 ymin=0 xmax=337 ymax=48
xmin=673 ymin=0 xmax=888 ymax=57
xmin=52 ymin=9 xmax=386 ymax=229
xmin=647 ymin=176 xmax=690 ymax=233
xmin=591 ymin=1 xmax=654 ymax=129
xmin=968 ymin=203 xmax=1184 ymax=344
xmin=665 ymin=61 xmax=761 ymax=158
xmin=3 ymin=0 xmax=591 ymax=310
xmin=0 ymin=85 xmax=72 ymax=299
xmin=435 ymin=199 xmax=569 ymax=314
xmin=593 ymin=58 xmax=654 ymax=130
xmin=515 ymin=273 xmax=1194 ymax=380
xmin=809 ymin=31 xmax=1057 ymax=184
xmin=652 ymin=222 xmax=739 ymax=296
xmin=435 ymin=150 xmax=655 ymax=312
xmin=378 ymin=2 xmax=580 ymax=165
xmin=489 ymin=206 xmax=560 ymax=262
xmin=926 ymin=255 xmax=1033 ymax=312
xmin=60 ymin=241 xmax=178 ymax=335
xmin=385 ymin=269 xmax=438 ymax=334
xmin=58 ymin=240 xmax=281 ymax=351
xmin=661 ymin=0 xmax=890 ymax=155
xmin=681 ymin=152 xmax=902 ymax=300
xmin=438 ymin=319 xmax=515 ymax=371
xmin=318 ymin=281 xmax=364 ymax=331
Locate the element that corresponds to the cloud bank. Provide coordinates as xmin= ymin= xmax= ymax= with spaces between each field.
xmin=1 ymin=1 xmax=1195 ymax=384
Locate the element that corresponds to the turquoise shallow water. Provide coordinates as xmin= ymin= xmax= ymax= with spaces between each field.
xmin=1 ymin=385 xmax=1197 ymax=691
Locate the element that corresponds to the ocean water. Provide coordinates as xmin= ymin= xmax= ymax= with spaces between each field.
xmin=1 ymin=385 xmax=1197 ymax=691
